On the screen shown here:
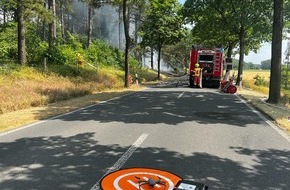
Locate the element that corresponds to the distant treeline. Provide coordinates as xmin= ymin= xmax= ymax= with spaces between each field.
xmin=232 ymin=59 xmax=272 ymax=70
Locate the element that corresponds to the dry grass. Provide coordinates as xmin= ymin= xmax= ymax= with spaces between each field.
xmin=1 ymin=67 xmax=289 ymax=136
xmin=237 ymin=70 xmax=290 ymax=135
xmin=237 ymin=87 xmax=290 ymax=135
xmin=0 ymin=65 xmax=159 ymax=133
xmin=0 ymin=67 xmax=125 ymax=114
xmin=0 ymin=87 xmax=143 ymax=133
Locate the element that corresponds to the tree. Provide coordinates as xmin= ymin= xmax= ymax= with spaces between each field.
xmin=0 ymin=0 xmax=15 ymax=24
xmin=122 ymin=0 xmax=130 ymax=87
xmin=113 ymin=0 xmax=134 ymax=88
xmin=130 ymin=1 xmax=146 ymax=62
xmin=17 ymin=0 xmax=26 ymax=65
xmin=162 ymin=30 xmax=195 ymax=72
xmin=4 ymin=0 xmax=52 ymax=65
xmin=261 ymin=59 xmax=271 ymax=70
xmin=84 ymin=0 xmax=108 ymax=48
xmin=111 ymin=0 xmax=144 ymax=87
xmin=56 ymin=0 xmax=74 ymax=41
xmin=267 ymin=0 xmax=284 ymax=104
xmin=140 ymin=0 xmax=185 ymax=79
xmin=183 ymin=0 xmax=273 ymax=87
xmin=182 ymin=0 xmax=239 ymax=58
xmin=48 ymin=0 xmax=57 ymax=48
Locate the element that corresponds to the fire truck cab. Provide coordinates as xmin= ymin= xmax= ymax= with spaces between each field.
xmin=189 ymin=46 xmax=224 ymax=88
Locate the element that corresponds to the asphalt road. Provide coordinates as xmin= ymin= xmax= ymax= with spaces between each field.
xmin=0 ymin=84 xmax=290 ymax=190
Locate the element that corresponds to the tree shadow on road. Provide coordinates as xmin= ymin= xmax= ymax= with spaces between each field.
xmin=0 ymin=133 xmax=289 ymax=190
xmin=52 ymin=90 xmax=264 ymax=127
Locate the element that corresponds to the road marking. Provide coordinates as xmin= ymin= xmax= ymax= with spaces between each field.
xmin=0 ymin=92 xmax=136 ymax=136
xmin=163 ymin=112 xmax=186 ymax=118
xmin=177 ymin=92 xmax=185 ymax=99
xmin=90 ymin=133 xmax=149 ymax=190
xmin=236 ymin=95 xmax=290 ymax=143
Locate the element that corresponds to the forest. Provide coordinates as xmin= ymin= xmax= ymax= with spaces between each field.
xmin=0 ymin=0 xmax=290 ymax=109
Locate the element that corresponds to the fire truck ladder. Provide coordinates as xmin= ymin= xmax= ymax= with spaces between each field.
xmin=214 ymin=53 xmax=221 ymax=74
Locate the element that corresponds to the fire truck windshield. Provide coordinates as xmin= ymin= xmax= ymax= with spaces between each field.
xmin=199 ymin=54 xmax=214 ymax=62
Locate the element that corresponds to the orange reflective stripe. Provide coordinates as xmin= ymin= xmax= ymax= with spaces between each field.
xmin=100 ymin=167 xmax=182 ymax=190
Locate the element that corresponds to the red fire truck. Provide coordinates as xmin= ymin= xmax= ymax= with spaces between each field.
xmin=189 ymin=46 xmax=224 ymax=88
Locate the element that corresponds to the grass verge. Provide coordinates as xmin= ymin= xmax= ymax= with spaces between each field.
xmin=0 ymin=86 xmax=143 ymax=133
xmin=237 ymin=88 xmax=290 ymax=135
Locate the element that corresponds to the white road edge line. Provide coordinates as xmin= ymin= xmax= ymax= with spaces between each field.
xmin=0 ymin=92 xmax=137 ymax=137
xmin=90 ymin=133 xmax=149 ymax=190
xmin=177 ymin=92 xmax=185 ymax=99
xmin=236 ymin=95 xmax=290 ymax=143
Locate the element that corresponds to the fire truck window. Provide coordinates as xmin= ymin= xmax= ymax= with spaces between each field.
xmin=199 ymin=55 xmax=214 ymax=62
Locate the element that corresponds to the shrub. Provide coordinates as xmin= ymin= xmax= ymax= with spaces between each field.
xmin=45 ymin=46 xmax=67 ymax=65
xmin=253 ymin=74 xmax=266 ymax=86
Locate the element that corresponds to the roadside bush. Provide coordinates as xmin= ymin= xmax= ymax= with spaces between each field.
xmin=58 ymin=45 xmax=80 ymax=65
xmin=45 ymin=46 xmax=67 ymax=65
xmin=129 ymin=57 xmax=141 ymax=69
xmin=66 ymin=32 xmax=85 ymax=50
xmin=253 ymin=74 xmax=267 ymax=86
xmin=85 ymin=40 xmax=119 ymax=67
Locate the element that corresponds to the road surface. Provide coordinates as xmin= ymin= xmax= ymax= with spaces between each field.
xmin=1 ymin=83 xmax=290 ymax=190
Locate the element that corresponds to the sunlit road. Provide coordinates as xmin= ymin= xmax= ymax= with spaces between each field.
xmin=1 ymin=83 xmax=290 ymax=190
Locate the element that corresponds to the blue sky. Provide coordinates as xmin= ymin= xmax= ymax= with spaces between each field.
xmin=237 ymin=42 xmax=287 ymax=64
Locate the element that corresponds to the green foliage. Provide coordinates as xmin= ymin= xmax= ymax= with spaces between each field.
xmin=85 ymin=40 xmax=121 ymax=67
xmin=232 ymin=59 xmax=261 ymax=70
xmin=253 ymin=74 xmax=267 ymax=86
xmin=284 ymin=0 xmax=290 ymax=32
xmin=85 ymin=39 xmax=141 ymax=69
xmin=162 ymin=34 xmax=193 ymax=71
xmin=282 ymin=64 xmax=290 ymax=89
xmin=140 ymin=0 xmax=185 ymax=48
xmin=45 ymin=46 xmax=67 ymax=65
xmin=25 ymin=24 xmax=49 ymax=65
xmin=47 ymin=63 xmax=88 ymax=78
xmin=183 ymin=0 xmax=273 ymax=56
xmin=44 ymin=34 xmax=85 ymax=65
xmin=65 ymin=33 xmax=85 ymax=51
xmin=9 ymin=66 xmax=45 ymax=80
xmin=0 ymin=63 xmax=21 ymax=75
xmin=261 ymin=59 xmax=271 ymax=70
xmin=129 ymin=56 xmax=141 ymax=69
xmin=246 ymin=62 xmax=261 ymax=70
xmin=0 ymin=22 xmax=18 ymax=63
